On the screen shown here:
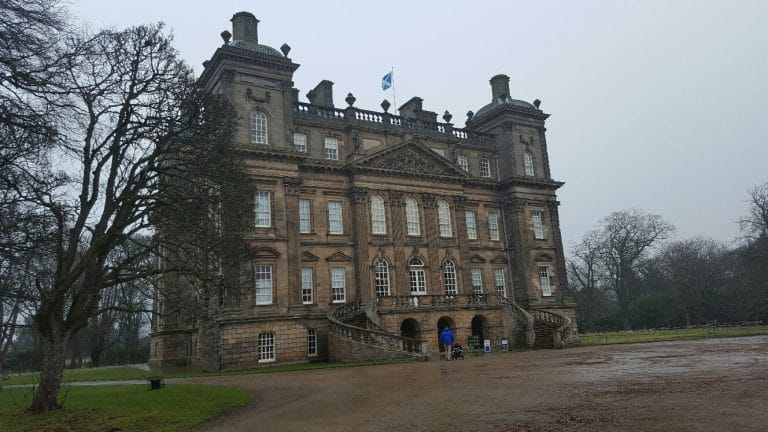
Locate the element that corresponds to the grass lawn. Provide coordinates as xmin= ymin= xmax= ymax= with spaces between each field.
xmin=2 ymin=359 xmax=411 ymax=386
xmin=580 ymin=325 xmax=768 ymax=346
xmin=0 ymin=384 xmax=250 ymax=432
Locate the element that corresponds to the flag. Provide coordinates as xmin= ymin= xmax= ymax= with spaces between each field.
xmin=381 ymin=71 xmax=393 ymax=91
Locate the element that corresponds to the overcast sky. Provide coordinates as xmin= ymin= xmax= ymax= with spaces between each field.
xmin=72 ymin=0 xmax=768 ymax=252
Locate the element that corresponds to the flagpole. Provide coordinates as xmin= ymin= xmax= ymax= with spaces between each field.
xmin=391 ymin=66 xmax=397 ymax=114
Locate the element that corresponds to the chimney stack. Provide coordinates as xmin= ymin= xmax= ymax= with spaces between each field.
xmin=490 ymin=74 xmax=510 ymax=100
xmin=231 ymin=12 xmax=259 ymax=44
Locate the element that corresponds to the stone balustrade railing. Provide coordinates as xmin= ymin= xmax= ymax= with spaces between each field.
xmin=376 ymin=294 xmax=501 ymax=309
xmin=530 ymin=308 xmax=572 ymax=348
xmin=328 ymin=300 xmax=422 ymax=356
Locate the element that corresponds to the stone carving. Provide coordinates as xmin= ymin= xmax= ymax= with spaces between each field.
xmin=358 ymin=145 xmax=464 ymax=177
xmin=348 ymin=187 xmax=369 ymax=203
xmin=246 ymin=88 xmax=271 ymax=103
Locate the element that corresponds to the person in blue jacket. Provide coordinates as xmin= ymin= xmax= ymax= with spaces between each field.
xmin=440 ymin=327 xmax=455 ymax=361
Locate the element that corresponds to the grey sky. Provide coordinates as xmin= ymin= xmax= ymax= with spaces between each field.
xmin=73 ymin=0 xmax=768 ymax=252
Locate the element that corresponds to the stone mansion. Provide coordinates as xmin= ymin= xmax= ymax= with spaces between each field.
xmin=150 ymin=12 xmax=578 ymax=369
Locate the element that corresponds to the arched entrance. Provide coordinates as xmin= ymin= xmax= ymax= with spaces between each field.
xmin=400 ymin=318 xmax=421 ymax=353
xmin=471 ymin=315 xmax=489 ymax=344
xmin=436 ymin=316 xmax=456 ymax=352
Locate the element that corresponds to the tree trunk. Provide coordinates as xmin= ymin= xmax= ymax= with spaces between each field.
xmin=30 ymin=330 xmax=68 ymax=412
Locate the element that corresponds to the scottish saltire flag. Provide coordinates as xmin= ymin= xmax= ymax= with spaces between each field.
xmin=381 ymin=71 xmax=393 ymax=90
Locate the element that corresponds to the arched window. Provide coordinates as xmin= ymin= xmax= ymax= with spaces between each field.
xmin=443 ymin=260 xmax=457 ymax=296
xmin=523 ymin=151 xmax=534 ymax=176
xmin=405 ymin=198 xmax=421 ymax=236
xmin=374 ymin=258 xmax=390 ymax=297
xmin=409 ymin=257 xmax=426 ymax=295
xmin=437 ymin=200 xmax=452 ymax=238
xmin=250 ymin=110 xmax=268 ymax=144
xmin=370 ymin=194 xmax=386 ymax=234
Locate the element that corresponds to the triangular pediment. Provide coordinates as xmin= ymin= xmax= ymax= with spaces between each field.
xmin=301 ymin=251 xmax=319 ymax=262
xmin=326 ymin=251 xmax=353 ymax=262
xmin=469 ymin=255 xmax=486 ymax=263
xmin=354 ymin=141 xmax=471 ymax=178
xmin=491 ymin=255 xmax=508 ymax=264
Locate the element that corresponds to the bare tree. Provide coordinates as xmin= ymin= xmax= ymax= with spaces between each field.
xmin=739 ymin=182 xmax=768 ymax=243
xmin=568 ymin=231 xmax=611 ymax=331
xmin=592 ymin=209 xmax=675 ymax=329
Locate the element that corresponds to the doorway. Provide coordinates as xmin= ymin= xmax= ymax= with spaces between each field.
xmin=400 ymin=318 xmax=421 ymax=353
xmin=436 ymin=316 xmax=456 ymax=352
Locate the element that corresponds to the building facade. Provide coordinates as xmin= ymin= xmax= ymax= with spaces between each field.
xmin=150 ymin=12 xmax=578 ymax=370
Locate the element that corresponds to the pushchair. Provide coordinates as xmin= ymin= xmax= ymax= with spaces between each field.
xmin=451 ymin=343 xmax=464 ymax=360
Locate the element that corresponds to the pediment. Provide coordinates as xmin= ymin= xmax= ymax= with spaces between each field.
xmin=469 ymin=255 xmax=486 ymax=263
xmin=254 ymin=247 xmax=280 ymax=259
xmin=491 ymin=255 xmax=508 ymax=264
xmin=301 ymin=251 xmax=319 ymax=262
xmin=354 ymin=141 xmax=470 ymax=178
xmin=534 ymin=253 xmax=554 ymax=263
xmin=326 ymin=251 xmax=353 ymax=262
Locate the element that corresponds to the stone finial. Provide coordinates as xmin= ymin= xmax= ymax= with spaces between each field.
xmin=533 ymin=99 xmax=541 ymax=109
xmin=381 ymin=99 xmax=391 ymax=112
xmin=231 ymin=12 xmax=259 ymax=43
xmin=202 ymin=60 xmax=210 ymax=69
xmin=220 ymin=30 xmax=232 ymax=44
xmin=345 ymin=93 xmax=356 ymax=107
xmin=442 ymin=110 xmax=452 ymax=123
xmin=490 ymin=74 xmax=510 ymax=100
xmin=280 ymin=43 xmax=291 ymax=57
xmin=466 ymin=111 xmax=474 ymax=121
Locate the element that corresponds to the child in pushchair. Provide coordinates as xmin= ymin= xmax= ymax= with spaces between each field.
xmin=451 ymin=342 xmax=464 ymax=360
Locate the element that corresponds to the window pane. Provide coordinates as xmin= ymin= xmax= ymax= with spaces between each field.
xmin=465 ymin=211 xmax=477 ymax=240
xmin=374 ymin=259 xmax=390 ymax=297
xmin=409 ymin=258 xmax=426 ymax=294
xmin=494 ymin=268 xmax=506 ymax=297
xmin=457 ymin=155 xmax=468 ymax=172
xmin=488 ymin=212 xmax=500 ymax=241
xmin=250 ymin=111 xmax=268 ymax=144
xmin=328 ymin=201 xmax=343 ymax=234
xmin=370 ymin=195 xmax=386 ymax=234
xmin=299 ymin=199 xmax=311 ymax=233
xmin=293 ymin=132 xmax=307 ymax=152
xmin=524 ymin=151 xmax=534 ymax=176
xmin=405 ymin=198 xmax=421 ymax=236
xmin=255 ymin=191 xmax=271 ymax=227
xmin=539 ymin=266 xmax=552 ymax=296
xmin=532 ymin=211 xmax=544 ymax=239
xmin=471 ymin=267 xmax=483 ymax=294
xmin=258 ymin=332 xmax=275 ymax=361
xmin=324 ymin=137 xmax=338 ymax=160
xmin=255 ymin=265 xmax=273 ymax=305
xmin=480 ymin=158 xmax=491 ymax=177
xmin=307 ymin=329 xmax=317 ymax=356
xmin=443 ymin=261 xmax=457 ymax=296
xmin=301 ymin=267 xmax=313 ymax=304
xmin=331 ymin=267 xmax=346 ymax=303
xmin=437 ymin=200 xmax=452 ymax=238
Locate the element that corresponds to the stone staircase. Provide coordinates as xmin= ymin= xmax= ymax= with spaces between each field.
xmin=530 ymin=309 xmax=573 ymax=348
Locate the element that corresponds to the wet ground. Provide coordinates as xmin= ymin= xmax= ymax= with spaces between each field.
xmin=190 ymin=336 xmax=768 ymax=431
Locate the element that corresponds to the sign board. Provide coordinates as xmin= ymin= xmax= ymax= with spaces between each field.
xmin=501 ymin=338 xmax=509 ymax=352
xmin=483 ymin=339 xmax=491 ymax=353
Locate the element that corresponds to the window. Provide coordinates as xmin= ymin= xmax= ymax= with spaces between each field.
xmin=405 ymin=198 xmax=421 ymax=236
xmin=437 ymin=200 xmax=452 ymax=238
xmin=301 ymin=267 xmax=313 ymax=304
xmin=299 ymin=199 xmax=311 ymax=233
xmin=370 ymin=194 xmax=386 ymax=234
xmin=258 ymin=332 xmax=275 ymax=362
xmin=443 ymin=261 xmax=457 ymax=296
xmin=524 ymin=151 xmax=535 ymax=176
xmin=532 ymin=211 xmax=544 ymax=239
xmin=457 ymin=154 xmax=468 ymax=172
xmin=331 ymin=267 xmax=346 ymax=303
xmin=374 ymin=258 xmax=390 ymax=297
xmin=409 ymin=257 xmax=427 ymax=295
xmin=539 ymin=266 xmax=552 ymax=296
xmin=324 ymin=137 xmax=338 ymax=160
xmin=254 ymin=265 xmax=273 ymax=305
xmin=250 ymin=111 xmax=268 ymax=144
xmin=480 ymin=158 xmax=491 ymax=177
xmin=471 ymin=267 xmax=483 ymax=294
xmin=307 ymin=329 xmax=317 ymax=356
xmin=255 ymin=191 xmax=271 ymax=227
xmin=293 ymin=132 xmax=307 ymax=152
xmin=488 ymin=212 xmax=500 ymax=241
xmin=494 ymin=268 xmax=507 ymax=297
xmin=465 ymin=211 xmax=477 ymax=240
xmin=328 ymin=200 xmax=343 ymax=234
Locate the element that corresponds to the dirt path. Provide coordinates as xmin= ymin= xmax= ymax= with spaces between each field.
xmin=188 ymin=336 xmax=768 ymax=431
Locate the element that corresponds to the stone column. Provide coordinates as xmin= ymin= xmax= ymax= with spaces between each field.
xmin=452 ymin=196 xmax=472 ymax=294
xmin=506 ymin=198 xmax=531 ymax=306
xmin=350 ymin=187 xmax=371 ymax=302
xmin=283 ymin=177 xmax=302 ymax=306
xmin=389 ymin=191 xmax=406 ymax=295
xmin=421 ymin=193 xmax=439 ymax=295
xmin=546 ymin=200 xmax=568 ymax=303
